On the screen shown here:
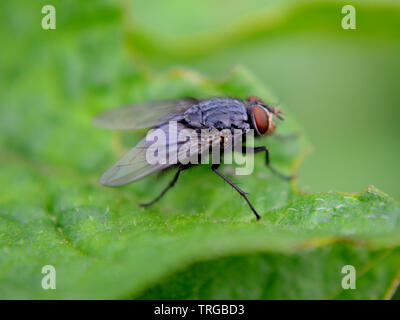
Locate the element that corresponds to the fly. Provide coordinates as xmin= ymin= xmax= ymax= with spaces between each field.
xmin=93 ymin=96 xmax=293 ymax=221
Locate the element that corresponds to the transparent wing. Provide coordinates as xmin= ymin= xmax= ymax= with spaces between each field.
xmin=99 ymin=122 xmax=188 ymax=186
xmin=99 ymin=122 xmax=244 ymax=186
xmin=99 ymin=138 xmax=170 ymax=186
xmin=93 ymin=98 xmax=198 ymax=130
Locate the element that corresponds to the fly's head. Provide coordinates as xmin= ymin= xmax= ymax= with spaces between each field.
xmin=246 ymin=96 xmax=284 ymax=136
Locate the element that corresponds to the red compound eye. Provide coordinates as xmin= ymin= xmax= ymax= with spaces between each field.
xmin=252 ymin=105 xmax=269 ymax=134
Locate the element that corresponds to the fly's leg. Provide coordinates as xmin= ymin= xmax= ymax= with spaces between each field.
xmin=242 ymin=146 xmax=295 ymax=180
xmin=211 ymin=164 xmax=260 ymax=221
xmin=139 ymin=165 xmax=191 ymax=208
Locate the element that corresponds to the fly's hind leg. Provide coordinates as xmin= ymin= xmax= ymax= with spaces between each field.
xmin=139 ymin=164 xmax=191 ymax=208
xmin=242 ymin=146 xmax=295 ymax=180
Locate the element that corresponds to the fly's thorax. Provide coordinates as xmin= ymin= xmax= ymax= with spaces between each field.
xmin=183 ymin=97 xmax=250 ymax=131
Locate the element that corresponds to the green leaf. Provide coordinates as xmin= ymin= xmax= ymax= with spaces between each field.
xmin=1 ymin=0 xmax=400 ymax=300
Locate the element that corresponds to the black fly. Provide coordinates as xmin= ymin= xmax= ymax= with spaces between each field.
xmin=93 ymin=96 xmax=293 ymax=221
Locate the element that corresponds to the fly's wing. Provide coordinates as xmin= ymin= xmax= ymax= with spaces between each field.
xmin=93 ymin=98 xmax=198 ymax=130
xmin=99 ymin=121 xmax=245 ymax=186
xmin=99 ymin=138 xmax=170 ymax=186
xmin=99 ymin=123 xmax=187 ymax=186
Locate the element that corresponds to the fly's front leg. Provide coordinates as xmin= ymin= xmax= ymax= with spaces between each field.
xmin=242 ymin=146 xmax=295 ymax=180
